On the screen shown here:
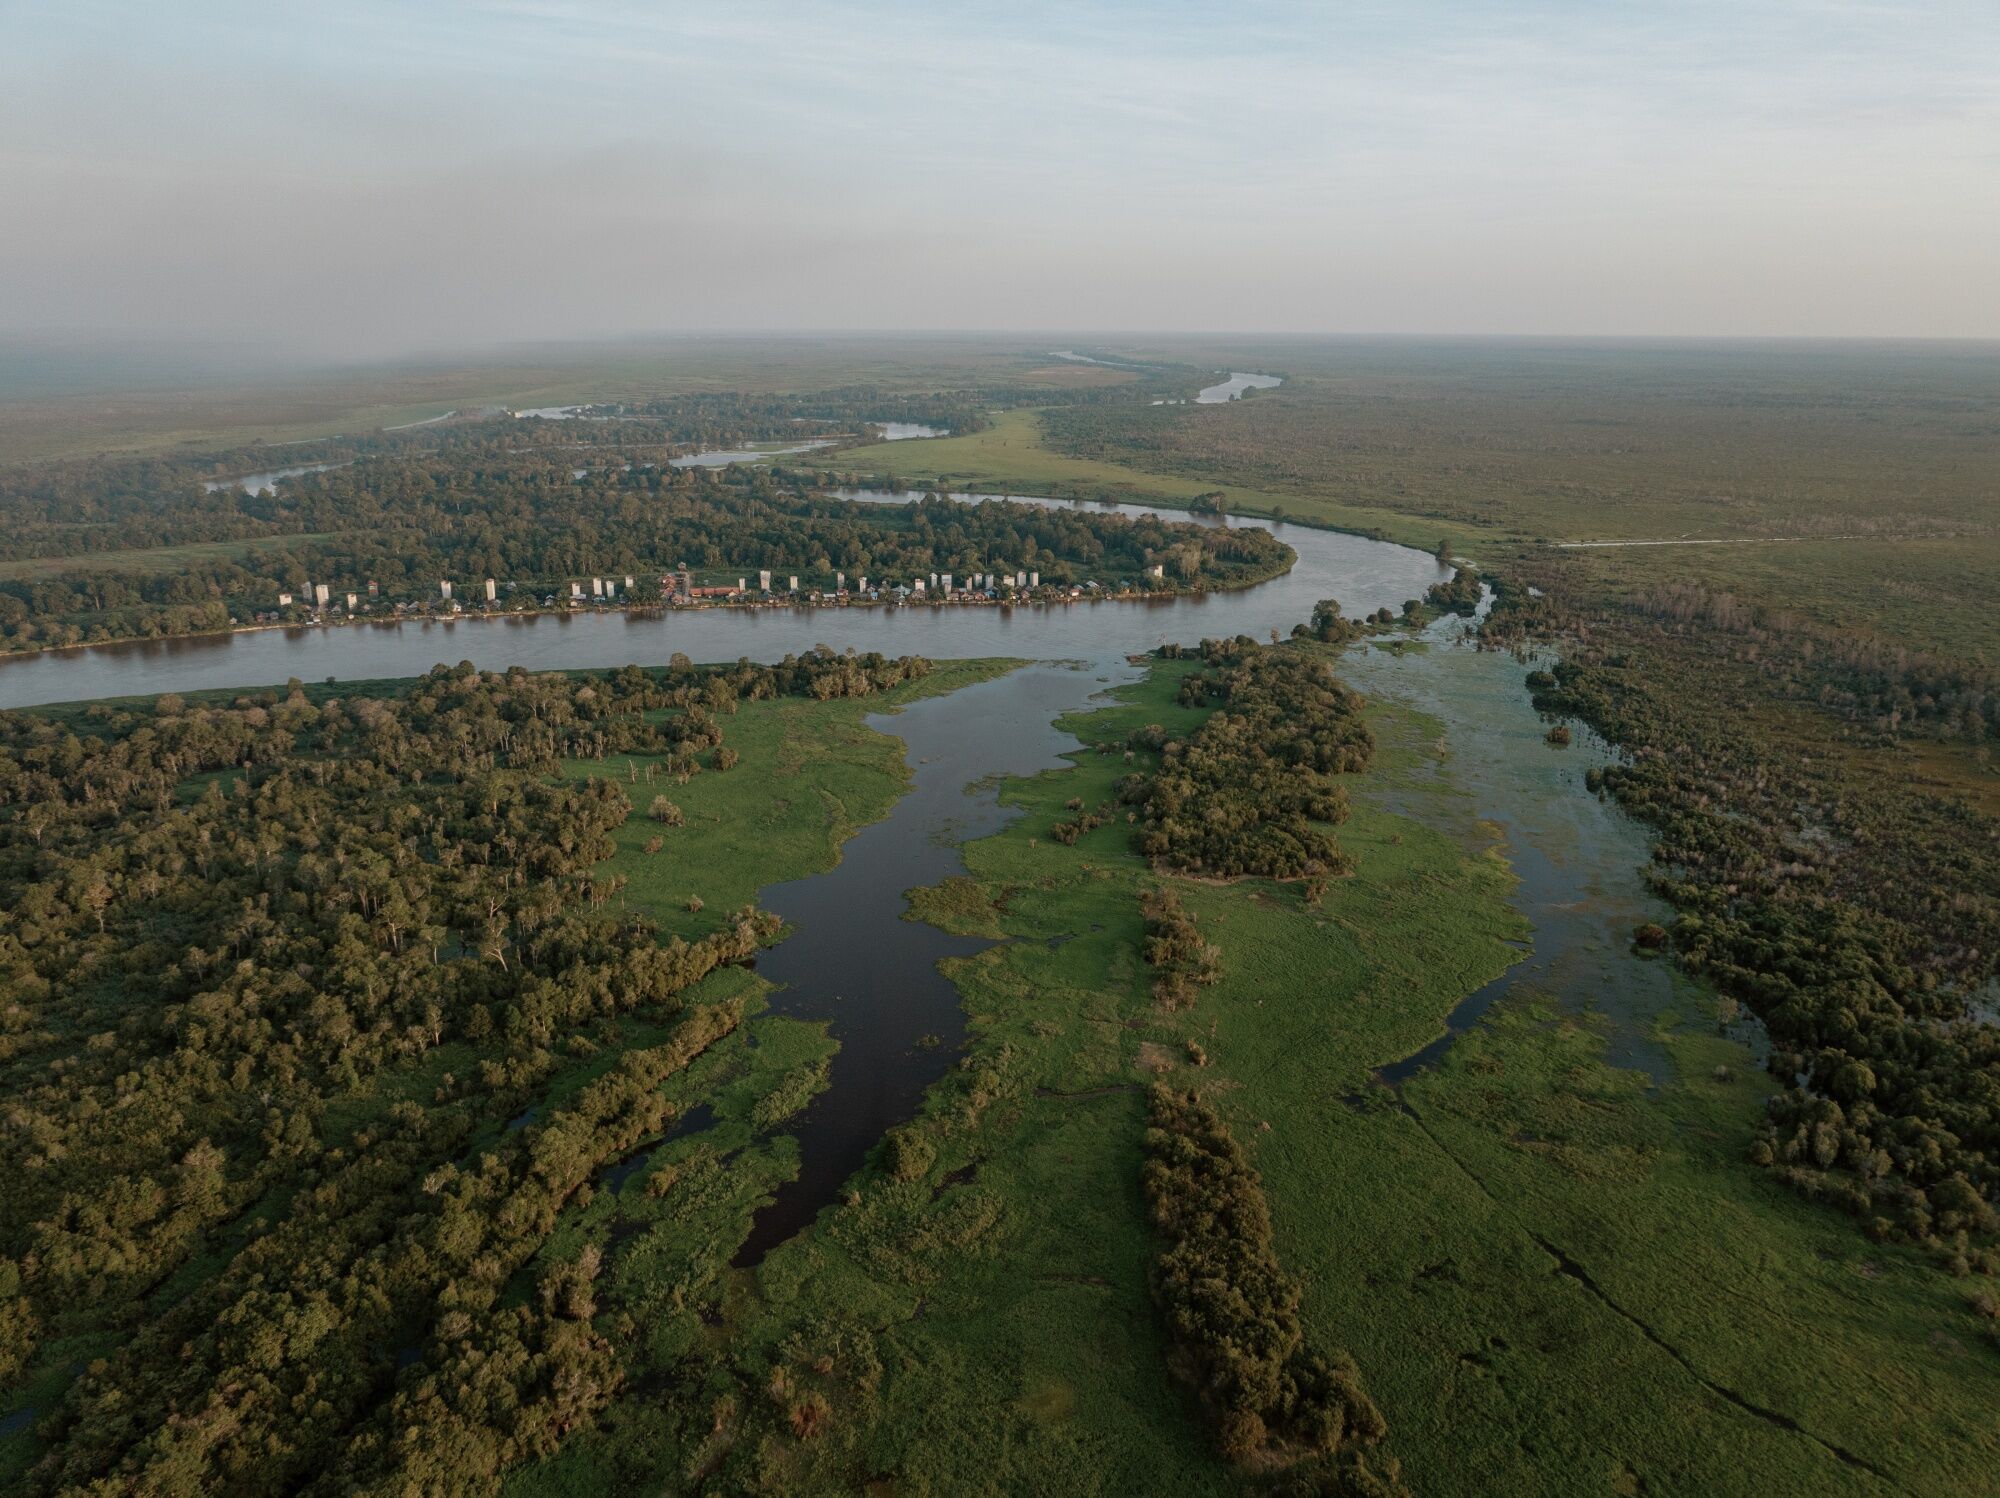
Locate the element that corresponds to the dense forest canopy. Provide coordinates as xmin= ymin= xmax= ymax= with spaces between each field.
xmin=1122 ymin=639 xmax=1375 ymax=886
xmin=0 ymin=650 xmax=929 ymax=1492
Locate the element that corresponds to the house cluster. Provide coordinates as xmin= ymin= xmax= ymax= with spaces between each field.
xmin=262 ymin=559 xmax=1146 ymax=626
xmin=548 ymin=575 xmax=640 ymax=607
xmin=266 ymin=575 xmax=508 ymax=623
xmin=688 ymin=564 xmax=1071 ymax=606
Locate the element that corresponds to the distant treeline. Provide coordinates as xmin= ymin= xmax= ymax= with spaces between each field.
xmin=0 ymin=387 xmax=980 ymax=563
xmin=0 ymin=456 xmax=1293 ymax=651
xmin=0 ymin=372 xmax=1209 ymax=572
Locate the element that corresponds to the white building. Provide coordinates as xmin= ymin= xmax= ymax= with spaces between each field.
xmin=758 ymin=569 xmax=772 ymax=592
xmin=941 ymin=572 xmax=953 ymax=593
xmin=439 ymin=579 xmax=453 ymax=600
xmin=1029 ymin=571 xmax=1039 ymax=587
xmin=570 ymin=581 xmax=584 ymax=599
xmin=591 ymin=577 xmax=604 ymax=598
xmin=345 ymin=592 xmax=358 ymax=611
xmin=276 ymin=592 xmax=294 ymax=607
xmin=483 ymin=577 xmax=498 ymax=602
xmin=788 ymin=575 xmax=798 ymax=592
xmin=313 ymin=582 xmax=330 ymax=608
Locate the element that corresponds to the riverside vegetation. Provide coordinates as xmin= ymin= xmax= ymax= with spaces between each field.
xmin=0 ymin=446 xmax=1291 ymax=651
xmin=2 ymin=635 xmax=1995 ymax=1493
xmin=1 ymin=339 xmax=1996 ymax=1492
xmin=834 ymin=342 xmax=2000 ymax=1277
xmin=494 ymin=643 xmax=1991 ymax=1494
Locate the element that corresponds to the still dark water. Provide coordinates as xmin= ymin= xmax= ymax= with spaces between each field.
xmin=735 ymin=664 xmax=1121 ymax=1264
xmin=0 ymin=496 xmax=1448 ymax=708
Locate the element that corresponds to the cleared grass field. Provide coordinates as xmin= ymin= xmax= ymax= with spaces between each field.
xmin=816 ymin=407 xmax=1476 ymax=553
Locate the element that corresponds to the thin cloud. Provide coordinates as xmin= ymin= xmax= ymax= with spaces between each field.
xmin=3 ymin=0 xmax=1995 ymax=354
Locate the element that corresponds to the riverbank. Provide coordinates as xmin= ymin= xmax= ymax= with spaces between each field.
xmin=0 ymin=575 xmax=1266 ymax=672
xmin=7 ymin=635 xmax=1991 ymax=1494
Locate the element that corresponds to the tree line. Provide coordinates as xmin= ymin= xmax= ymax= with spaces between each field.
xmin=1143 ymin=1084 xmax=1406 ymax=1493
xmin=0 ymin=456 xmax=1293 ymax=651
xmin=1120 ymin=639 xmax=1376 ymax=885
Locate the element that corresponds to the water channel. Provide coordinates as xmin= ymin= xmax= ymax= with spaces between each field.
xmin=1195 ymin=371 xmax=1284 ymax=403
xmin=734 ymin=663 xmax=1124 ymax=1263
xmin=712 ymin=602 xmax=1693 ymax=1259
xmin=1338 ymin=610 xmax=1686 ymax=1087
xmin=201 ymin=462 xmax=345 ymax=496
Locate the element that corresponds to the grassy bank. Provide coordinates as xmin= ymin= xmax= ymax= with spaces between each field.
xmin=557 ymin=658 xmax=1020 ymax=942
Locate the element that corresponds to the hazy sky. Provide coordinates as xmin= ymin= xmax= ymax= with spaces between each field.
xmin=5 ymin=1 xmax=1997 ymax=357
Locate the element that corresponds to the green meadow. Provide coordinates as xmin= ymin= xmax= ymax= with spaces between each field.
xmin=811 ymin=407 xmax=1473 ymax=554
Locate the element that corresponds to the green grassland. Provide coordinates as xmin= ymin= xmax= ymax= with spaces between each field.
xmin=812 ymin=406 xmax=1466 ymax=553
xmin=556 ymin=658 xmax=1018 ymax=942
xmin=503 ymin=653 xmax=1995 ymax=1495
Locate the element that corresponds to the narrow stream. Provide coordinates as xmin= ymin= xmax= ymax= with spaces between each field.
xmin=732 ymin=662 xmax=1133 ymax=1265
